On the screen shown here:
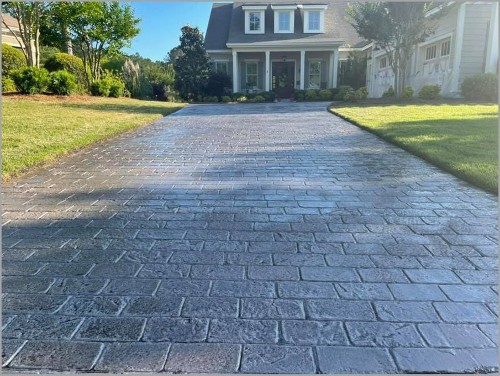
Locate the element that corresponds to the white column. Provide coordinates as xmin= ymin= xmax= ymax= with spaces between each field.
xmin=300 ymin=50 xmax=305 ymax=90
xmin=265 ymin=51 xmax=270 ymax=91
xmin=485 ymin=2 xmax=499 ymax=73
xmin=329 ymin=52 xmax=334 ymax=88
xmin=450 ymin=3 xmax=466 ymax=94
xmin=232 ymin=50 xmax=238 ymax=93
xmin=332 ymin=48 xmax=339 ymax=88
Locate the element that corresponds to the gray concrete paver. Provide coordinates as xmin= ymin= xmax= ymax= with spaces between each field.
xmin=2 ymin=102 xmax=497 ymax=373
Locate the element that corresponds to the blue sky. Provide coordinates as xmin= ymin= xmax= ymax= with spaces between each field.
xmin=123 ymin=2 xmax=215 ymax=62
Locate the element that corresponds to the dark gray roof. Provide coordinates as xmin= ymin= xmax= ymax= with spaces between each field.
xmin=205 ymin=1 xmax=365 ymax=49
xmin=205 ymin=3 xmax=233 ymax=50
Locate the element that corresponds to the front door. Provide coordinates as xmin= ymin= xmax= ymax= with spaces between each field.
xmin=272 ymin=61 xmax=295 ymax=98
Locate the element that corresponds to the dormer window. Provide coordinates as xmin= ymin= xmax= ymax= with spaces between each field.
xmin=243 ymin=5 xmax=266 ymax=34
xmin=302 ymin=4 xmax=327 ymax=33
xmin=271 ymin=5 xmax=296 ymax=34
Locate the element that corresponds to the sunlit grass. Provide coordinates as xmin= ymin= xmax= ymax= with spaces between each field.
xmin=330 ymin=103 xmax=498 ymax=193
xmin=2 ymin=95 xmax=185 ymax=180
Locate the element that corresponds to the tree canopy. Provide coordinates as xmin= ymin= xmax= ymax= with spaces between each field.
xmin=347 ymin=2 xmax=443 ymax=96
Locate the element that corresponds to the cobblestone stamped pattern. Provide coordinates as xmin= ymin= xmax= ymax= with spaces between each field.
xmin=2 ymin=102 xmax=498 ymax=373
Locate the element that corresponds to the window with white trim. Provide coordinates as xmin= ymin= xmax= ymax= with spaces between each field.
xmin=425 ymin=45 xmax=437 ymax=60
xmin=308 ymin=11 xmax=320 ymax=31
xmin=272 ymin=5 xmax=296 ymax=33
xmin=303 ymin=6 xmax=326 ymax=33
xmin=309 ymin=61 xmax=321 ymax=88
xmin=215 ymin=61 xmax=228 ymax=74
xmin=244 ymin=6 xmax=266 ymax=34
xmin=278 ymin=12 xmax=291 ymax=31
xmin=249 ymin=12 xmax=261 ymax=31
xmin=246 ymin=62 xmax=258 ymax=88
xmin=440 ymin=40 xmax=451 ymax=56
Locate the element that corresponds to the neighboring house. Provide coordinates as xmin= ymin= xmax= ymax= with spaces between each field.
xmin=1 ymin=13 xmax=26 ymax=50
xmin=205 ymin=0 xmax=363 ymax=98
xmin=366 ymin=1 xmax=499 ymax=97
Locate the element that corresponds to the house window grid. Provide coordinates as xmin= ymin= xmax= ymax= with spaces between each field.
xmin=279 ymin=12 xmax=290 ymax=31
xmin=246 ymin=62 xmax=258 ymax=88
xmin=308 ymin=11 xmax=321 ymax=31
xmin=379 ymin=57 xmax=387 ymax=69
xmin=440 ymin=40 xmax=451 ymax=56
xmin=250 ymin=12 xmax=261 ymax=31
xmin=215 ymin=61 xmax=229 ymax=74
xmin=309 ymin=61 xmax=321 ymax=88
xmin=425 ymin=45 xmax=437 ymax=61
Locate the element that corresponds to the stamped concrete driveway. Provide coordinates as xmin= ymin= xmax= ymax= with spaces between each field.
xmin=2 ymin=102 xmax=498 ymax=373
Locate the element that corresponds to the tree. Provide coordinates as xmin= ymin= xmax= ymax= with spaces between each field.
xmin=339 ymin=51 xmax=367 ymax=89
xmin=39 ymin=2 xmax=76 ymax=54
xmin=2 ymin=2 xmax=47 ymax=67
xmin=173 ymin=26 xmax=211 ymax=101
xmin=66 ymin=2 xmax=140 ymax=83
xmin=347 ymin=2 xmax=444 ymax=97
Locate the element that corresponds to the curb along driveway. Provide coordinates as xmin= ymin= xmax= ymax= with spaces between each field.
xmin=2 ymin=102 xmax=498 ymax=373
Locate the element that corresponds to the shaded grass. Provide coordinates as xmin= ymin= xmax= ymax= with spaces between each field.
xmin=2 ymin=95 xmax=185 ymax=180
xmin=330 ymin=103 xmax=498 ymax=194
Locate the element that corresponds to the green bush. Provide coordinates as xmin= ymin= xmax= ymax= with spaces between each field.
xmin=48 ymin=70 xmax=77 ymax=95
xmin=355 ymin=87 xmax=368 ymax=99
xmin=247 ymin=95 xmax=265 ymax=103
xmin=221 ymin=95 xmax=232 ymax=103
xmin=343 ymin=87 xmax=357 ymax=101
xmin=334 ymin=85 xmax=354 ymax=100
xmin=305 ymin=90 xmax=319 ymax=101
xmin=402 ymin=86 xmax=414 ymax=100
xmin=293 ymin=90 xmax=306 ymax=101
xmin=236 ymin=95 xmax=247 ymax=102
xmin=318 ymin=89 xmax=333 ymax=101
xmin=382 ymin=86 xmax=395 ymax=98
xmin=2 ymin=44 xmax=27 ymax=77
xmin=261 ymin=91 xmax=276 ymax=102
xmin=44 ymin=53 xmax=87 ymax=86
xmin=109 ymin=80 xmax=125 ymax=98
xmin=90 ymin=78 xmax=112 ymax=97
xmin=461 ymin=73 xmax=498 ymax=102
xmin=418 ymin=84 xmax=441 ymax=99
xmin=12 ymin=67 xmax=49 ymax=94
xmin=40 ymin=46 xmax=60 ymax=66
xmin=232 ymin=92 xmax=246 ymax=101
xmin=2 ymin=76 xmax=17 ymax=93
xmin=202 ymin=95 xmax=219 ymax=102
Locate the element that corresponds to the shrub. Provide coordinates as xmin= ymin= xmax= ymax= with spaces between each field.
xmin=2 ymin=76 xmax=17 ymax=93
xmin=44 ymin=53 xmax=87 ymax=86
xmin=343 ymin=87 xmax=357 ymax=101
xmin=236 ymin=95 xmax=247 ymax=102
xmin=12 ymin=67 xmax=49 ymax=94
xmin=221 ymin=95 xmax=232 ymax=103
xmin=461 ymin=73 xmax=498 ymax=102
xmin=334 ymin=85 xmax=354 ymax=100
xmin=261 ymin=91 xmax=276 ymax=102
xmin=305 ymin=90 xmax=319 ymax=101
xmin=40 ymin=46 xmax=60 ymax=66
xmin=205 ymin=72 xmax=232 ymax=99
xmin=2 ymin=44 xmax=27 ymax=77
xmin=402 ymin=86 xmax=414 ymax=100
xmin=418 ymin=84 xmax=441 ymax=99
xmin=247 ymin=95 xmax=265 ymax=103
xmin=90 ymin=78 xmax=112 ymax=97
xmin=293 ymin=90 xmax=306 ymax=101
xmin=318 ymin=89 xmax=333 ymax=101
xmin=232 ymin=92 xmax=246 ymax=101
xmin=355 ymin=87 xmax=368 ymax=99
xmin=48 ymin=70 xmax=77 ymax=95
xmin=109 ymin=80 xmax=125 ymax=98
xmin=202 ymin=95 xmax=219 ymax=102
xmin=382 ymin=86 xmax=395 ymax=98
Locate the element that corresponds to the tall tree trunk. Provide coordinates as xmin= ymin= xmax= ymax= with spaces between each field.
xmin=65 ymin=27 xmax=73 ymax=55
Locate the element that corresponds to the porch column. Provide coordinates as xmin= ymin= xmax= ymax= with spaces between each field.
xmin=332 ymin=48 xmax=339 ymax=88
xmin=232 ymin=50 xmax=238 ymax=93
xmin=450 ymin=3 xmax=466 ymax=94
xmin=485 ymin=1 xmax=499 ymax=73
xmin=300 ymin=50 xmax=305 ymax=90
xmin=265 ymin=50 xmax=270 ymax=91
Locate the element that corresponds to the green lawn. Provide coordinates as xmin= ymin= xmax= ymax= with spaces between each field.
xmin=2 ymin=95 xmax=185 ymax=180
xmin=330 ymin=102 xmax=498 ymax=194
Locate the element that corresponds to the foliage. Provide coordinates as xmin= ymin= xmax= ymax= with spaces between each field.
xmin=461 ymin=73 xmax=498 ymax=102
xmin=418 ymin=84 xmax=441 ymax=99
xmin=173 ymin=26 xmax=211 ymax=101
xmin=64 ymin=2 xmax=140 ymax=82
xmin=319 ymin=89 xmax=334 ymax=101
xmin=48 ymin=70 xmax=77 ymax=95
xmin=347 ymin=2 xmax=443 ymax=97
xmin=339 ymin=51 xmax=367 ymax=89
xmin=90 ymin=71 xmax=125 ymax=97
xmin=382 ymin=86 xmax=395 ymax=98
xmin=101 ymin=55 xmax=127 ymax=73
xmin=305 ymin=90 xmax=319 ymax=101
xmin=40 ymin=45 xmax=60 ymax=66
xmin=334 ymin=85 xmax=354 ymax=100
xmin=247 ymin=95 xmax=265 ymax=103
xmin=12 ymin=66 xmax=49 ymax=94
xmin=330 ymin=103 xmax=498 ymax=193
xmin=293 ymin=90 xmax=306 ymax=101
xmin=109 ymin=80 xmax=125 ymax=98
xmin=44 ymin=53 xmax=87 ymax=86
xmin=202 ymin=96 xmax=219 ymax=102
xmin=342 ymin=87 xmax=357 ymax=101
xmin=2 ymin=96 xmax=185 ymax=180
xmin=2 ymin=44 xmax=27 ymax=76
xmin=236 ymin=95 xmax=247 ymax=102
xmin=356 ymin=87 xmax=369 ymax=99
xmin=2 ymin=2 xmax=47 ymax=67
xmin=221 ymin=95 xmax=232 ymax=103
xmin=402 ymin=86 xmax=414 ymax=100
xmin=2 ymin=76 xmax=17 ymax=93
xmin=261 ymin=91 xmax=276 ymax=102
xmin=39 ymin=2 xmax=77 ymax=55
xmin=205 ymin=72 xmax=232 ymax=99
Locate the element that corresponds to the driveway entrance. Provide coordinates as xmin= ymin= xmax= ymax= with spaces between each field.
xmin=2 ymin=102 xmax=498 ymax=373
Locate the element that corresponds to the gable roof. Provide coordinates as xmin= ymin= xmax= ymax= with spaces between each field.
xmin=1 ymin=13 xmax=19 ymax=29
xmin=205 ymin=1 xmax=365 ymax=50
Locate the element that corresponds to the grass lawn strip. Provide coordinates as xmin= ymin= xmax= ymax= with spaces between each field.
xmin=330 ymin=103 xmax=498 ymax=194
xmin=2 ymin=95 xmax=185 ymax=180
